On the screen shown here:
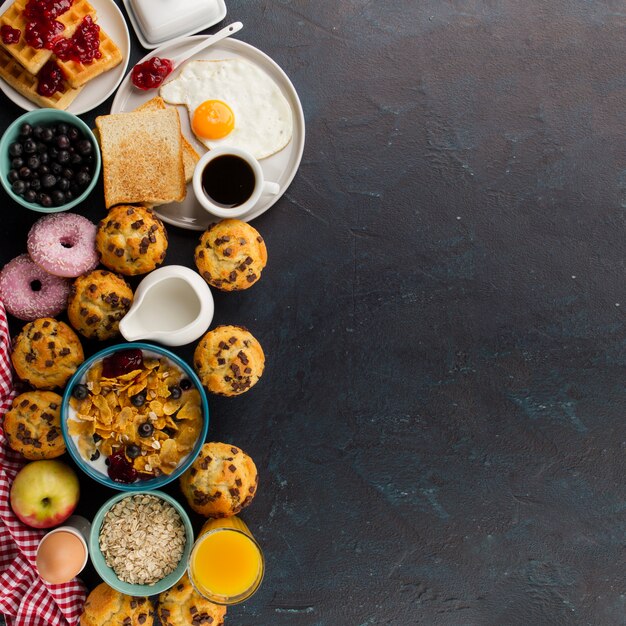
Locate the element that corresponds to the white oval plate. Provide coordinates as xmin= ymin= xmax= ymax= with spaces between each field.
xmin=0 ymin=0 xmax=130 ymax=115
xmin=111 ymin=36 xmax=305 ymax=230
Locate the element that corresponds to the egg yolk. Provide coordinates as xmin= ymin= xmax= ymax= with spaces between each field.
xmin=192 ymin=100 xmax=235 ymax=140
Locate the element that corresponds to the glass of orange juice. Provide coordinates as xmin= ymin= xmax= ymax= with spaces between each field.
xmin=188 ymin=516 xmax=264 ymax=605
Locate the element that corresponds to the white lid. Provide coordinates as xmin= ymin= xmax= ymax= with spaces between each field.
xmin=129 ymin=0 xmax=224 ymax=44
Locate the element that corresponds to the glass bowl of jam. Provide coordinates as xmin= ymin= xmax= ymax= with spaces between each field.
xmin=61 ymin=343 xmax=209 ymax=491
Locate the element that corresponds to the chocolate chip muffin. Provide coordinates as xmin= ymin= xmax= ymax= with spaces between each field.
xmin=157 ymin=573 xmax=226 ymax=626
xmin=80 ymin=583 xmax=154 ymax=626
xmin=194 ymin=219 xmax=267 ymax=291
xmin=96 ymin=205 xmax=168 ymax=276
xmin=11 ymin=318 xmax=84 ymax=389
xmin=67 ymin=270 xmax=133 ymax=341
xmin=180 ymin=442 xmax=258 ymax=517
xmin=4 ymin=391 xmax=64 ymax=459
xmin=193 ymin=325 xmax=265 ymax=396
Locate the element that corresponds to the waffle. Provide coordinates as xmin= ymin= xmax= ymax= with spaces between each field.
xmin=0 ymin=0 xmax=96 ymax=76
xmin=56 ymin=25 xmax=122 ymax=88
xmin=0 ymin=46 xmax=82 ymax=109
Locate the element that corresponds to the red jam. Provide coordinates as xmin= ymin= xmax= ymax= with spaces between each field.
xmin=23 ymin=0 xmax=73 ymax=50
xmin=37 ymin=60 xmax=65 ymax=96
xmin=131 ymin=57 xmax=174 ymax=90
xmin=107 ymin=449 xmax=138 ymax=483
xmin=1 ymin=25 xmax=21 ymax=44
xmin=53 ymin=15 xmax=101 ymax=64
xmin=102 ymin=349 xmax=144 ymax=378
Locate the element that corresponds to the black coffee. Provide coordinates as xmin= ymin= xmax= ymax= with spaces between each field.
xmin=201 ymin=155 xmax=256 ymax=208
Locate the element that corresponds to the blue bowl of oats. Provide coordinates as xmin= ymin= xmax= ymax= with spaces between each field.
xmin=90 ymin=490 xmax=194 ymax=595
xmin=60 ymin=342 xmax=209 ymax=491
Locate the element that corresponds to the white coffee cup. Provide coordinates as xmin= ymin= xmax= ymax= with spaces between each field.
xmin=192 ymin=146 xmax=280 ymax=219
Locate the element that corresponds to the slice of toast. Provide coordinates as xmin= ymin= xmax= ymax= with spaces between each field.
xmin=96 ymin=109 xmax=186 ymax=208
xmin=0 ymin=46 xmax=82 ymax=109
xmin=135 ymin=96 xmax=200 ymax=183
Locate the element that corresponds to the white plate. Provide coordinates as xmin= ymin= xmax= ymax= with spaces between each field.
xmin=0 ymin=0 xmax=130 ymax=115
xmin=111 ymin=36 xmax=305 ymax=230
xmin=122 ymin=0 xmax=226 ymax=50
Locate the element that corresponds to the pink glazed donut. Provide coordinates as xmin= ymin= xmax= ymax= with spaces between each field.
xmin=0 ymin=254 xmax=71 ymax=320
xmin=27 ymin=213 xmax=99 ymax=278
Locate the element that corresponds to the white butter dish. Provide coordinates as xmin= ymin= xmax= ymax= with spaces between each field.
xmin=123 ymin=0 xmax=227 ymax=49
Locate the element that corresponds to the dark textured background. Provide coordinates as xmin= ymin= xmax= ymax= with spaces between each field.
xmin=1 ymin=1 xmax=625 ymax=624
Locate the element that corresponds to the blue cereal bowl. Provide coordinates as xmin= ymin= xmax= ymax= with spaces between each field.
xmin=61 ymin=342 xmax=209 ymax=491
xmin=90 ymin=490 xmax=194 ymax=595
xmin=0 ymin=108 xmax=101 ymax=213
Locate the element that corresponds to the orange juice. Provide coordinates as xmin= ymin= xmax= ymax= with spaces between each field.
xmin=188 ymin=516 xmax=264 ymax=604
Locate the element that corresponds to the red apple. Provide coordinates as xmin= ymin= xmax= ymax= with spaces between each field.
xmin=10 ymin=460 xmax=80 ymax=529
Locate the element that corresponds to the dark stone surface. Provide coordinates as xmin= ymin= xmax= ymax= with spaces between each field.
xmin=0 ymin=1 xmax=625 ymax=624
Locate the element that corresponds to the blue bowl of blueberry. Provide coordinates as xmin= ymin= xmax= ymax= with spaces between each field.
xmin=0 ymin=108 xmax=101 ymax=213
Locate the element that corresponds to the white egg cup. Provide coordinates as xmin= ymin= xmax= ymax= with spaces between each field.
xmin=192 ymin=146 xmax=280 ymax=220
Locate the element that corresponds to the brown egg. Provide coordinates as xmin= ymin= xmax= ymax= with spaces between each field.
xmin=36 ymin=530 xmax=87 ymax=584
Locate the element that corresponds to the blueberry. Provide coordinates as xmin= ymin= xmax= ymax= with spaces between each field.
xmin=57 ymin=177 xmax=70 ymax=191
xmin=67 ymin=126 xmax=80 ymax=142
xmin=90 ymin=450 xmax=100 ymax=461
xmin=131 ymin=392 xmax=146 ymax=407
xmin=56 ymin=123 xmax=69 ymax=136
xmin=70 ymin=183 xmax=81 ymax=196
xmin=64 ymin=190 xmax=74 ymax=203
xmin=24 ymin=190 xmax=37 ymax=203
xmin=138 ymin=422 xmax=154 ymax=437
xmin=39 ymin=152 xmax=49 ymax=164
xmin=72 ymin=383 xmax=89 ymax=400
xmin=62 ymin=167 xmax=74 ymax=180
xmin=51 ymin=190 xmax=65 ymax=206
xmin=11 ymin=180 xmax=26 ymax=195
xmin=19 ymin=123 xmax=32 ymax=138
xmin=168 ymin=385 xmax=182 ymax=400
xmin=77 ymin=139 xmax=92 ymax=156
xmin=104 ymin=457 xmax=110 ymax=466
xmin=41 ymin=128 xmax=54 ymax=142
xmin=23 ymin=139 xmax=36 ymax=154
xmin=179 ymin=378 xmax=192 ymax=390
xmin=38 ymin=193 xmax=52 ymax=208
xmin=7 ymin=169 xmax=19 ymax=183
xmin=32 ymin=125 xmax=44 ymax=140
xmin=8 ymin=142 xmax=23 ymax=157
xmin=36 ymin=142 xmax=47 ymax=154
xmin=11 ymin=157 xmax=24 ymax=169
xmin=76 ymin=171 xmax=91 ymax=187
xmin=57 ymin=150 xmax=70 ymax=164
xmin=70 ymin=153 xmax=82 ymax=166
xmin=38 ymin=165 xmax=50 ymax=176
xmin=126 ymin=444 xmax=141 ymax=459
xmin=27 ymin=156 xmax=40 ymax=170
xmin=51 ymin=162 xmax=62 ymax=175
xmin=56 ymin=135 xmax=70 ymax=149
xmin=30 ymin=178 xmax=41 ymax=191
xmin=48 ymin=147 xmax=58 ymax=160
xmin=18 ymin=166 xmax=31 ymax=180
xmin=41 ymin=174 xmax=56 ymax=189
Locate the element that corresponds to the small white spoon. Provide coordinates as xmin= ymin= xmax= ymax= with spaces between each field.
xmin=167 ymin=21 xmax=243 ymax=70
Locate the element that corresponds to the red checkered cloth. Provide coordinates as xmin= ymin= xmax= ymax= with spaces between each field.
xmin=0 ymin=302 xmax=87 ymax=626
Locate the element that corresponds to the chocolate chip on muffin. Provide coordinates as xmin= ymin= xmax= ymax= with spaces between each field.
xmin=4 ymin=391 xmax=65 ymax=459
xmin=67 ymin=270 xmax=133 ymax=340
xmin=11 ymin=318 xmax=84 ymax=389
xmin=180 ymin=442 xmax=258 ymax=518
xmin=194 ymin=219 xmax=267 ymax=291
xmin=96 ymin=205 xmax=168 ymax=276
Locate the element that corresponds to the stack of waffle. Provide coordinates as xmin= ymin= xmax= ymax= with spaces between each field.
xmin=0 ymin=0 xmax=122 ymax=109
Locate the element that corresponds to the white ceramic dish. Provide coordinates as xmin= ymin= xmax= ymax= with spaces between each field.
xmin=122 ymin=0 xmax=227 ymax=49
xmin=111 ymin=36 xmax=305 ymax=230
xmin=0 ymin=0 xmax=130 ymax=115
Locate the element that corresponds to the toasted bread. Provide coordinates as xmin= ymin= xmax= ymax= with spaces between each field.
xmin=96 ymin=109 xmax=186 ymax=209
xmin=135 ymin=96 xmax=200 ymax=183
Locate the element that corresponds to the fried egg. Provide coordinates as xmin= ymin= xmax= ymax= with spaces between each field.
xmin=160 ymin=59 xmax=293 ymax=159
